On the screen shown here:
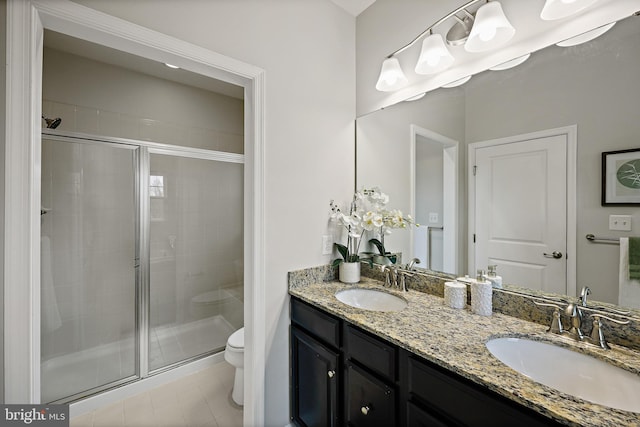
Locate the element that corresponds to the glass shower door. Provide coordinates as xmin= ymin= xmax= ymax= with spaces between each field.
xmin=148 ymin=152 xmax=244 ymax=372
xmin=40 ymin=138 xmax=138 ymax=403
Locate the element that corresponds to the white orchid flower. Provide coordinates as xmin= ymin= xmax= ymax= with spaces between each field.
xmin=362 ymin=211 xmax=383 ymax=231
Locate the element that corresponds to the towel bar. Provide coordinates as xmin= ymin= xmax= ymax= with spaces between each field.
xmin=586 ymin=234 xmax=620 ymax=244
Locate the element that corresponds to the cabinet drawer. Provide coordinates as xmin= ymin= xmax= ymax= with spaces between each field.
xmin=344 ymin=324 xmax=396 ymax=381
xmin=291 ymin=297 xmax=341 ymax=348
xmin=406 ymin=354 xmax=559 ymax=427
xmin=345 ymin=361 xmax=395 ymax=427
xmin=406 ymin=401 xmax=450 ymax=427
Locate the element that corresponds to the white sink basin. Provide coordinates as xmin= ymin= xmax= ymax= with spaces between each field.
xmin=335 ymin=288 xmax=407 ymax=312
xmin=486 ymin=337 xmax=640 ymax=413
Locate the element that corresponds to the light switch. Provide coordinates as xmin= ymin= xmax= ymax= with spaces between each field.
xmin=322 ymin=235 xmax=333 ymax=255
xmin=609 ymin=215 xmax=632 ymax=231
xmin=429 ymin=212 xmax=439 ymax=223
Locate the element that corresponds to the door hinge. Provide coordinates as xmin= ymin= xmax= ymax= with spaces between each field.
xmin=473 ymin=165 xmax=477 ymax=176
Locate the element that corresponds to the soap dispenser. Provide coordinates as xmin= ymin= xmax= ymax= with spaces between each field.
xmin=471 ymin=269 xmax=492 ymax=316
xmin=485 ymin=265 xmax=503 ymax=289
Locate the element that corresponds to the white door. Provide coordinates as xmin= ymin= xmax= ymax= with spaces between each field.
xmin=473 ymin=134 xmax=567 ymax=294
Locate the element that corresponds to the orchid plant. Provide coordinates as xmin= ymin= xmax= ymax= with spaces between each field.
xmin=329 ymin=187 xmax=416 ymax=267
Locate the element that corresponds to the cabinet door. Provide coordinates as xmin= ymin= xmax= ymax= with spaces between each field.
xmin=291 ymin=326 xmax=340 ymax=427
xmin=346 ymin=361 xmax=395 ymax=427
xmin=406 ymin=401 xmax=452 ymax=427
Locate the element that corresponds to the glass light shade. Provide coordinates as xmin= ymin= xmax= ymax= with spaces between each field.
xmin=556 ymin=22 xmax=615 ymax=46
xmin=465 ymin=2 xmax=515 ymax=53
xmin=442 ymin=75 xmax=472 ymax=88
xmin=415 ymin=33 xmax=455 ymax=75
xmin=375 ymin=57 xmax=409 ymax=92
xmin=540 ymin=0 xmax=599 ymax=21
xmin=489 ymin=53 xmax=531 ymax=71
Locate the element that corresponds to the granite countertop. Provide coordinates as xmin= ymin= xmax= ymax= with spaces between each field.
xmin=289 ymin=278 xmax=640 ymax=427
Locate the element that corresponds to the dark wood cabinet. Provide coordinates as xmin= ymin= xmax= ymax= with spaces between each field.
xmin=345 ymin=360 xmax=396 ymax=427
xmin=402 ymin=350 xmax=560 ymax=427
xmin=291 ymin=326 xmax=340 ymax=427
xmin=290 ymin=297 xmax=563 ymax=427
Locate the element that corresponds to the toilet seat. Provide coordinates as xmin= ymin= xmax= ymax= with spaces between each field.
xmin=227 ymin=327 xmax=244 ymax=349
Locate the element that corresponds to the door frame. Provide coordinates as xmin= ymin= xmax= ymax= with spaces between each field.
xmin=410 ymin=125 xmax=459 ymax=274
xmin=467 ymin=125 xmax=577 ymax=297
xmin=5 ymin=1 xmax=266 ymax=425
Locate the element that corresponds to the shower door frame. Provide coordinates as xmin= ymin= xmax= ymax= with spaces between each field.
xmin=41 ymin=131 xmax=246 ymax=403
xmin=6 ymin=2 xmax=266 ymax=424
xmin=40 ymin=134 xmax=142 ymax=404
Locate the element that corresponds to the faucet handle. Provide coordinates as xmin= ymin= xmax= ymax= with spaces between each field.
xmin=589 ymin=315 xmax=610 ymax=350
xmin=531 ymin=300 xmax=565 ymax=334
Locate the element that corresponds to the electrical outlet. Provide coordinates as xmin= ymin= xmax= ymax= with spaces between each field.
xmin=429 ymin=212 xmax=439 ymax=223
xmin=322 ymin=235 xmax=333 ymax=255
xmin=609 ymin=214 xmax=632 ymax=231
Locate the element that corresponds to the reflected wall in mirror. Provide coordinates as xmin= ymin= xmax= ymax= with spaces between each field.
xmin=356 ymin=14 xmax=640 ymax=307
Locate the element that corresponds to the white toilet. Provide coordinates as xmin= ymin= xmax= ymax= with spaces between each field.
xmin=224 ymin=327 xmax=244 ymax=406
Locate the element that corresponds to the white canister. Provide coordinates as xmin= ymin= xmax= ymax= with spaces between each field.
xmin=339 ymin=261 xmax=361 ymax=284
xmin=470 ymin=280 xmax=492 ymax=316
xmin=444 ymin=281 xmax=466 ymax=309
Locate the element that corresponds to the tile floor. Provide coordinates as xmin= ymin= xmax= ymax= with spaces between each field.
xmin=70 ymin=362 xmax=243 ymax=427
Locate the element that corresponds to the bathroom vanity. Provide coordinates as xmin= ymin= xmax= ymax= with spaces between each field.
xmin=288 ymin=273 xmax=640 ymax=427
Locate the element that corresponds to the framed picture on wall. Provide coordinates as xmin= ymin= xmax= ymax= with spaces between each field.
xmin=602 ymin=148 xmax=640 ymax=205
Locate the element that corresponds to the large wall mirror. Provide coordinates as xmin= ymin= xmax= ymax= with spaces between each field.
xmin=356 ymin=13 xmax=640 ymax=308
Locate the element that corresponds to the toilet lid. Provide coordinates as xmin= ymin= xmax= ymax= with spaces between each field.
xmin=228 ymin=327 xmax=244 ymax=349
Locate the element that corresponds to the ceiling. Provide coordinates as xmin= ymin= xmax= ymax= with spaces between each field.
xmin=44 ymin=30 xmax=245 ymax=99
xmin=331 ymin=0 xmax=377 ymax=16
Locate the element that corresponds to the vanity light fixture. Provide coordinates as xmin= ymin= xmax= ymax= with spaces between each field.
xmin=441 ymin=75 xmax=472 ymax=88
xmin=415 ymin=32 xmax=455 ymax=75
xmin=464 ymin=1 xmax=515 ymax=53
xmin=375 ymin=0 xmax=515 ymax=92
xmin=540 ymin=0 xmax=599 ymax=21
xmin=405 ymin=93 xmax=426 ymax=102
xmin=489 ymin=53 xmax=531 ymax=71
xmin=375 ymin=57 xmax=409 ymax=91
xmin=555 ymin=22 xmax=615 ymax=46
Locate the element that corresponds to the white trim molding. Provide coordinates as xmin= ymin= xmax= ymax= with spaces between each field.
xmin=5 ymin=1 xmax=266 ymax=425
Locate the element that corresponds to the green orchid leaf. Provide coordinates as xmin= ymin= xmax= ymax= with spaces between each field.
xmin=369 ymin=238 xmax=385 ymax=255
xmin=334 ymin=243 xmax=348 ymax=261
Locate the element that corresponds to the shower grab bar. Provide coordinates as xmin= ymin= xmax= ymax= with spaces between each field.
xmin=426 ymin=226 xmax=444 ymax=270
xmin=586 ymin=234 xmax=620 ymax=244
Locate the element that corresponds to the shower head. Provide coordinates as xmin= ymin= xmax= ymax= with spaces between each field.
xmin=42 ymin=115 xmax=62 ymax=129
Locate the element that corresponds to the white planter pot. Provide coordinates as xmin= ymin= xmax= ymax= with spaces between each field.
xmin=339 ymin=262 xmax=361 ymax=284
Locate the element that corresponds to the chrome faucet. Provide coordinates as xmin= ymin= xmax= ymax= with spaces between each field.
xmin=406 ymin=258 xmax=421 ymax=271
xmin=532 ymin=287 xmax=631 ymax=350
xmin=565 ymin=302 xmax=585 ymax=340
xmin=381 ymin=265 xmax=397 ymax=288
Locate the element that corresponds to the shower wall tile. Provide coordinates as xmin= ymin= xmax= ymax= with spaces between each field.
xmin=50 ymin=102 xmax=76 ymax=131
xmin=219 ymin=131 xmax=244 ymax=154
xmin=97 ymin=109 xmax=120 ymax=136
xmin=75 ymin=106 xmax=99 ymax=134
xmin=188 ymin=127 xmax=218 ymax=151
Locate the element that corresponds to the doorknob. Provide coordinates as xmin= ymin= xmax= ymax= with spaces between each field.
xmin=543 ymin=251 xmax=563 ymax=259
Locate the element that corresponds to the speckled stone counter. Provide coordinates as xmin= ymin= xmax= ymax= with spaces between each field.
xmin=289 ymin=275 xmax=640 ymax=427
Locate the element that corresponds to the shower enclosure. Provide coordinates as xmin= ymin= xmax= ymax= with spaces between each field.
xmin=40 ymin=133 xmax=244 ymax=403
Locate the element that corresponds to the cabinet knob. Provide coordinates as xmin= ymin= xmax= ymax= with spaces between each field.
xmin=327 ymin=370 xmax=335 ymax=378
xmin=361 ymin=406 xmax=370 ymax=415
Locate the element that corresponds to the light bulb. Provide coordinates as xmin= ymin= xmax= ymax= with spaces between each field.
xmin=479 ymin=27 xmax=497 ymax=42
